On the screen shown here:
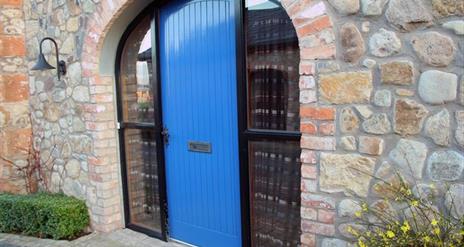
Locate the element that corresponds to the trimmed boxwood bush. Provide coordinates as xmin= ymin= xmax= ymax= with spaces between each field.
xmin=0 ymin=193 xmax=89 ymax=239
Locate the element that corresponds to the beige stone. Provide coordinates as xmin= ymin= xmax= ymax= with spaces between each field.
xmin=358 ymin=136 xmax=384 ymax=155
xmin=66 ymin=17 xmax=79 ymax=32
xmin=319 ymin=71 xmax=373 ymax=104
xmin=380 ymin=60 xmax=414 ymax=85
xmin=340 ymin=107 xmax=359 ymax=133
xmin=394 ymin=99 xmax=429 ymax=136
xmin=320 ymin=153 xmax=376 ymax=197
xmin=432 ymin=0 xmax=464 ymax=17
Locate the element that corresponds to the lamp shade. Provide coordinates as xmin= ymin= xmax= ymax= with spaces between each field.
xmin=31 ymin=53 xmax=55 ymax=71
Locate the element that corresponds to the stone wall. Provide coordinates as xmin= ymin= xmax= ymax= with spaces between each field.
xmin=293 ymin=0 xmax=464 ymax=246
xmin=0 ymin=0 xmax=30 ymax=193
xmin=0 ymin=0 xmax=461 ymax=245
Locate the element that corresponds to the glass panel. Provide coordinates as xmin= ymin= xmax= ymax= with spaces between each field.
xmin=124 ymin=128 xmax=161 ymax=231
xmin=246 ymin=0 xmax=300 ymax=131
xmin=120 ymin=16 xmax=155 ymax=123
xmin=249 ymin=141 xmax=301 ymax=247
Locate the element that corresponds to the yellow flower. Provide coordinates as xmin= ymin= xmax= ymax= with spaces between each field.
xmin=406 ymin=189 xmax=412 ymax=195
xmin=423 ymin=236 xmax=431 ymax=242
xmin=358 ymin=239 xmax=367 ymax=247
xmin=410 ymin=200 xmax=419 ymax=207
xmin=386 ymin=230 xmax=395 ymax=238
xmin=401 ymin=221 xmax=410 ymax=233
xmin=362 ymin=203 xmax=368 ymax=212
xmin=355 ymin=211 xmax=362 ymax=218
xmin=431 ymin=219 xmax=438 ymax=226
xmin=433 ymin=228 xmax=440 ymax=235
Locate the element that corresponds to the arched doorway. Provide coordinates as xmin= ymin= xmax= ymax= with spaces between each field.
xmin=116 ymin=0 xmax=300 ymax=246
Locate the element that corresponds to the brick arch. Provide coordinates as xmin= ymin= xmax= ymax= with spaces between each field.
xmin=81 ymin=0 xmax=339 ymax=240
xmin=282 ymin=1 xmax=338 ymax=246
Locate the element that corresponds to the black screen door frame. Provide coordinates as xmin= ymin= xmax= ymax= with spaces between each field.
xmin=115 ymin=2 xmax=168 ymax=240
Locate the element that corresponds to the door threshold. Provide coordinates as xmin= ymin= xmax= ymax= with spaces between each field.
xmin=169 ymin=238 xmax=198 ymax=247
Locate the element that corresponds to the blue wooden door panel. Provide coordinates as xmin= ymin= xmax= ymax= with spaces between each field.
xmin=159 ymin=0 xmax=241 ymax=246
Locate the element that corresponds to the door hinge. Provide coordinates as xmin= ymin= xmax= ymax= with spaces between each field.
xmin=116 ymin=122 xmax=121 ymax=130
xmin=161 ymin=127 xmax=169 ymax=145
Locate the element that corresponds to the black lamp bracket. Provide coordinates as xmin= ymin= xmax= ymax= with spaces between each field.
xmin=39 ymin=37 xmax=67 ymax=80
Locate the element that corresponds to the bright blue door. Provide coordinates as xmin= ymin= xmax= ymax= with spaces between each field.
xmin=159 ymin=0 xmax=241 ymax=246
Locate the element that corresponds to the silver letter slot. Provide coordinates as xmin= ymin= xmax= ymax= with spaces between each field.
xmin=188 ymin=141 xmax=212 ymax=153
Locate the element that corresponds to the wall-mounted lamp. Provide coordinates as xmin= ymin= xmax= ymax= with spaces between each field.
xmin=31 ymin=37 xmax=67 ymax=80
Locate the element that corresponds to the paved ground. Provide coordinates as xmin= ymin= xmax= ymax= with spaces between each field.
xmin=0 ymin=229 xmax=186 ymax=247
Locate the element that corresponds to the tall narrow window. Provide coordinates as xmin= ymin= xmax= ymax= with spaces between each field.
xmin=118 ymin=15 xmax=164 ymax=234
xmin=245 ymin=0 xmax=301 ymax=246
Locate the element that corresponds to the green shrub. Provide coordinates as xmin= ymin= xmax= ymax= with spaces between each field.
xmin=0 ymin=193 xmax=89 ymax=240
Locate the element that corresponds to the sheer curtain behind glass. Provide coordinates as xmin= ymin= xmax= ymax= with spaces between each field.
xmin=246 ymin=0 xmax=301 ymax=246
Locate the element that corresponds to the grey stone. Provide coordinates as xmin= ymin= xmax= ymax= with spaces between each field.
xmin=427 ymin=151 xmax=464 ymax=181
xmin=389 ymin=139 xmax=428 ymax=179
xmin=62 ymin=178 xmax=85 ymax=200
xmin=374 ymin=89 xmax=391 ymax=107
xmin=340 ymin=23 xmax=365 ymax=63
xmin=70 ymin=135 xmax=93 ymax=153
xmin=338 ymin=199 xmax=361 ymax=217
xmin=412 ymin=32 xmax=456 ymax=67
xmin=66 ymin=159 xmax=81 ymax=179
xmin=385 ymin=0 xmax=433 ymax=32
xmin=369 ymin=28 xmax=401 ymax=57
xmin=456 ymin=111 xmax=464 ymax=148
xmin=67 ymin=62 xmax=82 ymax=84
xmin=328 ymin=0 xmax=360 ymax=15
xmin=322 ymin=238 xmax=354 ymax=247
xmin=394 ymin=99 xmax=429 ymax=136
xmin=375 ymin=161 xmax=395 ymax=178
xmin=413 ymin=183 xmax=439 ymax=201
xmin=361 ymin=0 xmax=388 ymax=16
xmin=362 ymin=113 xmax=391 ymax=134
xmin=362 ymin=58 xmax=376 ymax=69
xmin=355 ymin=105 xmax=373 ymax=119
xmin=340 ymin=107 xmax=359 ymax=133
xmin=72 ymin=86 xmax=90 ymax=103
xmin=338 ymin=223 xmax=366 ymax=239
xmin=459 ymin=76 xmax=464 ymax=106
xmin=72 ymin=117 xmax=86 ymax=132
xmin=443 ymin=20 xmax=464 ymax=35
xmin=418 ymin=70 xmax=458 ymax=104
xmin=320 ymin=153 xmax=376 ymax=197
xmin=445 ymin=184 xmax=464 ymax=219
xmin=425 ymin=109 xmax=450 ymax=146
xmin=340 ymin=136 xmax=357 ymax=151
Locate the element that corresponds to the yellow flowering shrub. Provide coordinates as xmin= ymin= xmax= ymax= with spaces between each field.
xmin=351 ymin=173 xmax=464 ymax=247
